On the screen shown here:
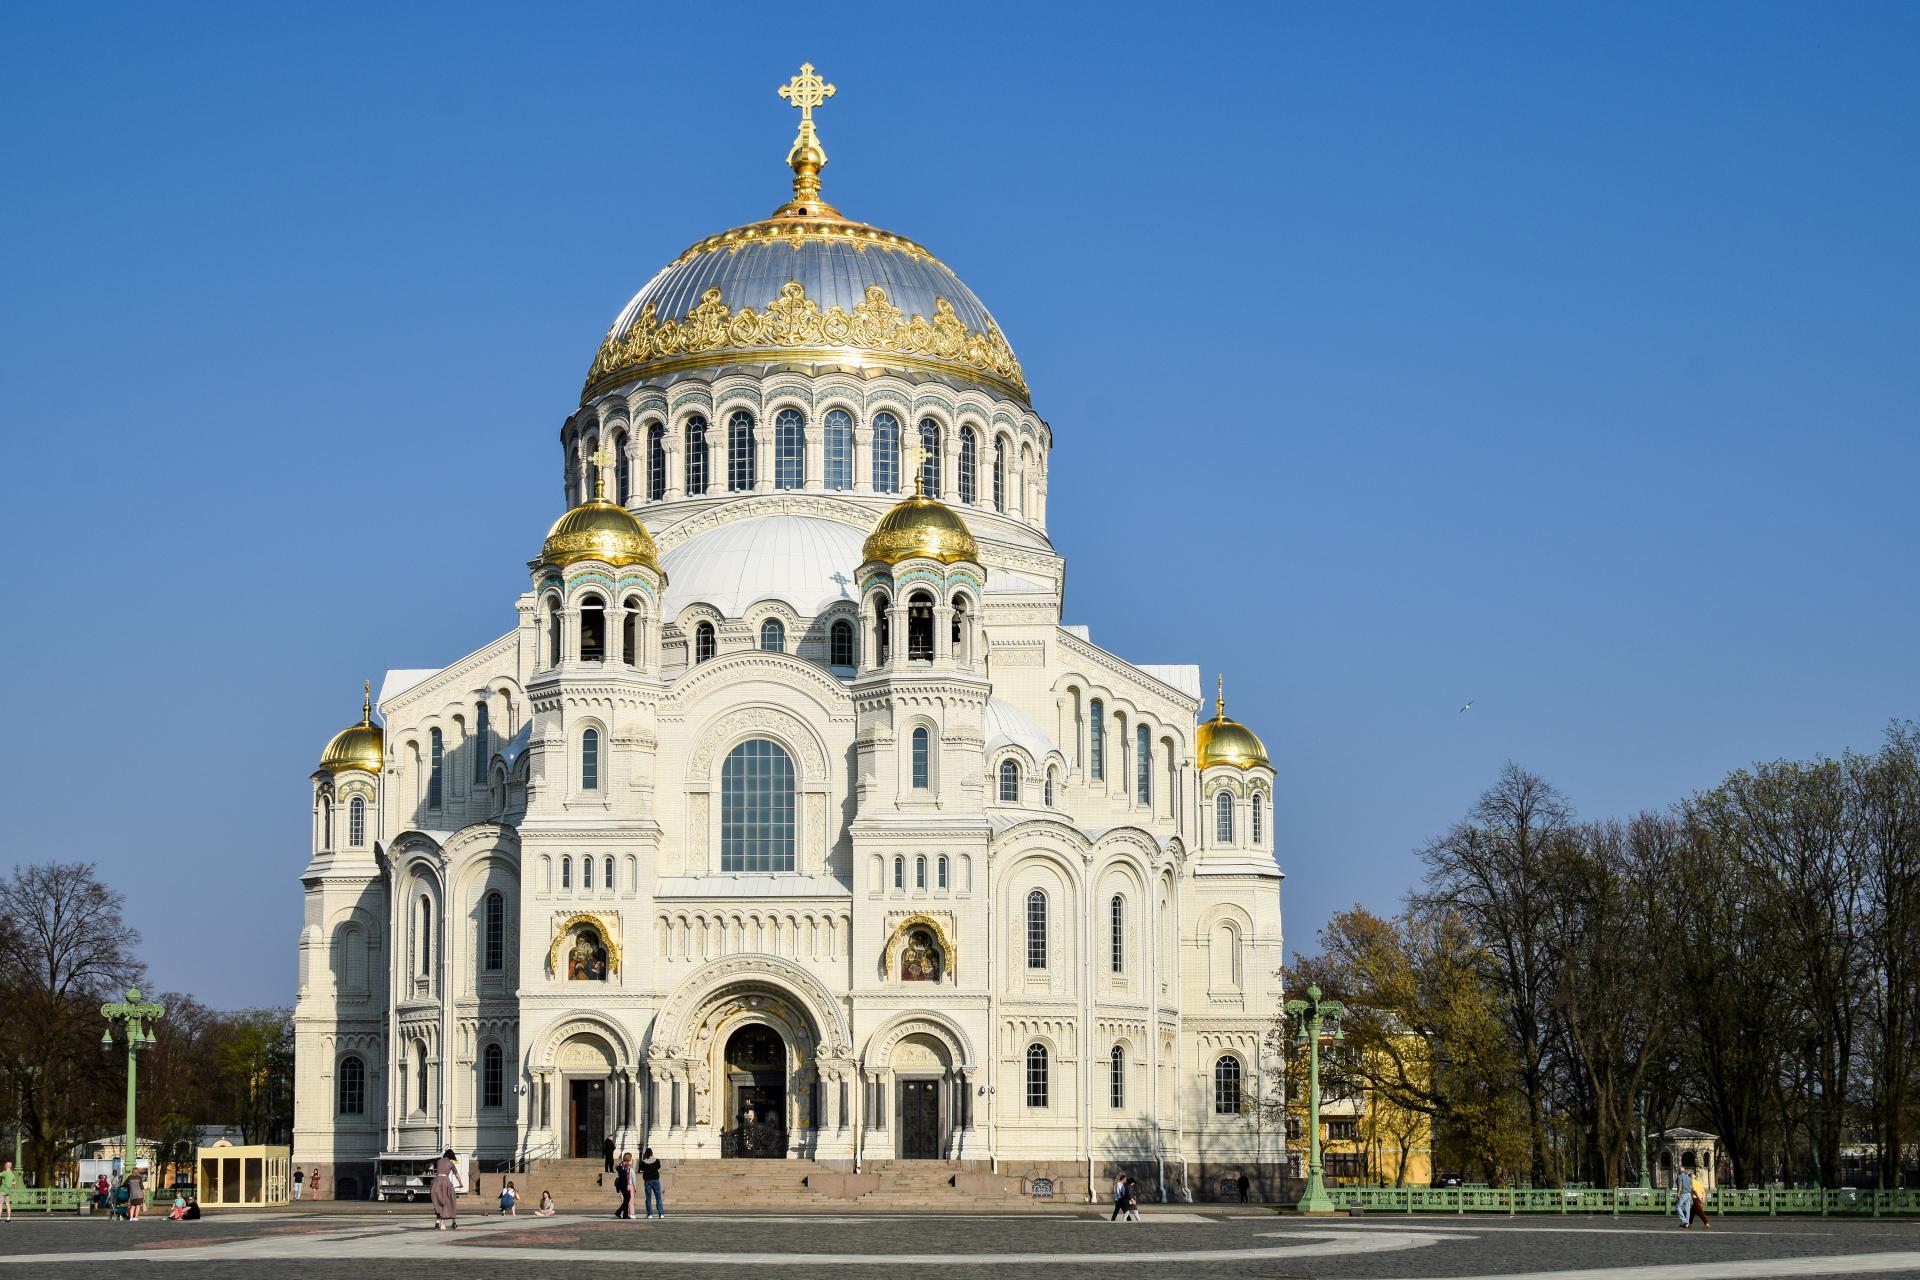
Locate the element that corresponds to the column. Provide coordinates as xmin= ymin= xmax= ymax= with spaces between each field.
xmin=940 ymin=424 xmax=960 ymax=502
xmin=754 ymin=421 xmax=773 ymax=493
xmin=805 ymin=418 xmax=825 ymax=489
xmin=853 ymin=423 xmax=873 ymax=492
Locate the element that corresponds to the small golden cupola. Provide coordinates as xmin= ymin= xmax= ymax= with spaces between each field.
xmin=862 ymin=441 xmax=981 ymax=566
xmin=318 ymin=681 xmax=386 ymax=774
xmin=1197 ymin=676 xmax=1270 ymax=770
xmin=541 ymin=446 xmax=661 ymax=571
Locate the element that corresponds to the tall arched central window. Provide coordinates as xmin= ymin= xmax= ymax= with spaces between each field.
xmin=320 ymin=795 xmax=332 ymax=849
xmin=1214 ymin=1055 xmax=1243 ymax=1115
xmin=917 ymin=418 xmax=942 ymax=494
xmin=993 ymin=435 xmax=1009 ymax=511
xmin=1089 ymin=699 xmax=1106 ymax=781
xmin=338 ymin=1054 xmax=366 ymax=1115
xmin=1109 ymin=1044 xmax=1126 ymax=1109
xmin=1025 ymin=888 xmax=1047 ymax=969
xmin=721 ymin=739 xmax=796 ymax=872
xmin=1026 ymin=1043 xmax=1049 ymax=1107
xmin=1110 ymin=894 xmax=1126 ymax=973
xmin=483 ymin=891 xmax=504 ymax=971
xmin=417 ymin=895 xmax=432 ymax=975
xmin=824 ymin=408 xmax=853 ymax=490
xmin=998 ymin=759 xmax=1021 ymax=802
xmin=958 ymin=427 xmax=978 ymax=504
xmin=911 ymin=726 xmax=930 ymax=789
xmin=647 ymin=423 xmax=666 ymax=500
xmin=906 ymin=592 xmax=934 ymax=661
xmin=760 ymin=618 xmax=785 ymax=652
xmin=727 ymin=410 xmax=756 ymax=491
xmin=482 ymin=1043 xmax=504 ymax=1109
xmin=872 ymin=411 xmax=901 ymax=493
xmin=774 ymin=407 xmax=805 ymax=489
xmin=684 ymin=415 xmax=709 ymax=494
xmin=1136 ymin=724 xmax=1151 ymax=805
xmin=348 ymin=796 xmax=366 ymax=846
xmin=427 ymin=729 xmax=444 ymax=809
xmin=1252 ymin=793 xmax=1265 ymax=846
xmin=581 ymin=728 xmax=600 ymax=790
xmin=415 ymin=1041 xmax=428 ymax=1112
xmin=1216 ymin=791 xmax=1235 ymax=843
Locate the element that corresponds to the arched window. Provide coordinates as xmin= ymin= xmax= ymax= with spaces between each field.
xmin=958 ymin=427 xmax=978 ymax=503
xmin=1110 ymin=894 xmax=1125 ymax=973
xmin=320 ymin=794 xmax=332 ymax=848
xmin=993 ymin=435 xmax=1008 ymax=511
xmin=727 ymin=410 xmax=756 ymax=491
xmin=1089 ymin=699 xmax=1105 ymax=780
xmin=614 ymin=430 xmax=630 ymax=502
xmin=830 ymin=618 xmax=856 ymax=668
xmin=482 ymin=1043 xmax=504 ymax=1109
xmin=1109 ymin=1044 xmax=1125 ymax=1110
xmin=1025 ymin=889 xmax=1047 ymax=969
xmin=1216 ymin=791 xmax=1235 ymax=843
xmin=1044 ymin=768 xmax=1055 ymax=807
xmin=823 ymin=408 xmax=853 ymax=490
xmin=872 ymin=411 xmax=901 ymax=492
xmin=917 ymin=418 xmax=942 ymax=493
xmin=937 ymin=855 xmax=949 ymax=889
xmin=1214 ymin=1055 xmax=1243 ymax=1115
xmin=760 ymin=618 xmax=786 ymax=652
xmin=473 ymin=701 xmax=490 ymax=783
xmin=545 ymin=598 xmax=561 ymax=668
xmin=684 ymin=415 xmax=709 ymax=494
xmin=1252 ymin=793 xmax=1265 ymax=846
xmin=998 ymin=759 xmax=1021 ymax=803
xmin=622 ymin=595 xmax=641 ymax=665
xmin=647 ymin=423 xmax=666 ymax=500
xmin=579 ymin=594 xmax=606 ymax=662
xmin=582 ymin=854 xmax=594 ymax=890
xmin=338 ymin=1055 xmax=366 ymax=1115
xmin=951 ymin=597 xmax=969 ymax=663
xmin=581 ymin=728 xmax=600 ymax=790
xmin=604 ymin=855 xmax=614 ymax=891
xmin=721 ymin=739 xmax=796 ymax=872
xmin=414 ymin=1041 xmax=428 ymax=1112
xmin=348 ymin=796 xmax=366 ymax=846
xmin=1025 ymin=1043 xmax=1049 ymax=1107
xmin=915 ymin=855 xmax=927 ymax=889
xmin=910 ymin=726 xmax=930 ymax=789
xmin=1136 ymin=724 xmax=1152 ymax=805
xmin=893 ymin=856 xmax=904 ymax=889
xmin=694 ymin=621 xmax=716 ymax=664
xmin=561 ymin=855 xmax=572 ymax=889
xmin=483 ymin=891 xmax=504 ymax=971
xmin=906 ymin=592 xmax=934 ymax=661
xmin=428 ymin=729 xmax=444 ymax=809
xmin=774 ymin=407 xmax=805 ymax=489
xmin=417 ymin=896 xmax=432 ymax=975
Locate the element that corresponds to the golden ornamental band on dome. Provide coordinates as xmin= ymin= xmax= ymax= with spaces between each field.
xmin=580 ymin=63 xmax=1027 ymax=404
xmin=539 ymin=448 xmax=661 ymax=571
xmin=1197 ymin=676 xmax=1271 ymax=770
xmin=318 ymin=681 xmax=385 ymax=774
xmin=862 ymin=441 xmax=982 ymax=566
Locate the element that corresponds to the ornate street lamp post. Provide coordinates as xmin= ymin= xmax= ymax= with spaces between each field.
xmin=11 ymin=1064 xmax=39 ymax=1173
xmin=100 ymin=987 xmax=165 ymax=1178
xmin=1285 ymin=983 xmax=1345 ymax=1214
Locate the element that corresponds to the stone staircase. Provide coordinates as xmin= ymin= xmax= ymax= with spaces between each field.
xmin=516 ymin=1156 xmax=1045 ymax=1210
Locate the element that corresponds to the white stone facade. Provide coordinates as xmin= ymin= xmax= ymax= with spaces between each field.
xmin=294 ymin=201 xmax=1286 ymax=1205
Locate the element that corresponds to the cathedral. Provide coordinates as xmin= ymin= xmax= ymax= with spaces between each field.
xmin=294 ymin=64 xmax=1286 ymax=1203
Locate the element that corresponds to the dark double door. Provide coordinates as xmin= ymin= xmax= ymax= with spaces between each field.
xmin=899 ymin=1078 xmax=941 ymax=1160
xmin=569 ymin=1079 xmax=607 ymax=1158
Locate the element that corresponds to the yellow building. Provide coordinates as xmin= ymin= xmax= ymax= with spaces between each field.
xmin=1288 ymin=1032 xmax=1433 ymax=1188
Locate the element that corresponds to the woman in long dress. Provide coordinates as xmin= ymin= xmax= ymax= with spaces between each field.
xmin=430 ymin=1149 xmax=459 ymax=1229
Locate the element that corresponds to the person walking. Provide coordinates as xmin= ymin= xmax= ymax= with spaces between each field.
xmin=612 ymin=1153 xmax=633 ymax=1220
xmin=1109 ymin=1172 xmax=1129 ymax=1222
xmin=1691 ymin=1174 xmax=1713 ymax=1229
xmin=292 ymin=1166 xmax=304 ymax=1201
xmin=640 ymin=1148 xmax=664 ymax=1219
xmin=1123 ymin=1175 xmax=1142 ymax=1222
xmin=0 ymin=1159 xmax=19 ymax=1222
xmin=1237 ymin=1172 xmax=1251 ymax=1204
xmin=309 ymin=1167 xmax=322 ymax=1200
xmin=1675 ymin=1167 xmax=1694 ymax=1228
xmin=602 ymin=1135 xmax=616 ymax=1175
xmin=430 ymin=1148 xmax=461 ymax=1230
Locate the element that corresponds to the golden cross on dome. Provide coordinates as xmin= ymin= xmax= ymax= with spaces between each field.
xmin=363 ymin=679 xmax=373 ymax=723
xmin=778 ymin=62 xmax=836 ymax=123
xmin=588 ymin=446 xmax=616 ymax=500
xmin=902 ymin=438 xmax=929 ymax=496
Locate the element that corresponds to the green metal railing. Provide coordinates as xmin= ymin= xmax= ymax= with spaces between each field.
xmin=10 ymin=1187 xmax=89 ymax=1213
xmin=1324 ymin=1185 xmax=1920 ymax=1216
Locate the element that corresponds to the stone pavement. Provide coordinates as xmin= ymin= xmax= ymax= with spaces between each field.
xmin=1 ymin=1208 xmax=1917 ymax=1278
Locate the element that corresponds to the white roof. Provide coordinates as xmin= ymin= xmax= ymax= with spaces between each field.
xmin=379 ymin=668 xmax=439 ymax=705
xmin=1138 ymin=664 xmax=1202 ymax=699
xmin=661 ymin=515 xmax=865 ymax=620
xmin=985 ymin=697 xmax=1062 ymax=764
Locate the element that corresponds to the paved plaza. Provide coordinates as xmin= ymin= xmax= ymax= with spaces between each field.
xmin=1 ymin=1209 xmax=1918 ymax=1279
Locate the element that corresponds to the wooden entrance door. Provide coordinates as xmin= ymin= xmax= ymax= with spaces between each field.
xmin=899 ymin=1078 xmax=941 ymax=1159
xmin=569 ymin=1079 xmax=606 ymax=1158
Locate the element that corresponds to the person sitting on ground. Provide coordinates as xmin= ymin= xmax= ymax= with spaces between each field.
xmin=168 ymin=1193 xmax=188 ymax=1221
xmin=499 ymin=1180 xmax=517 ymax=1215
xmin=534 ymin=1189 xmax=556 ymax=1217
xmin=182 ymin=1195 xmax=201 ymax=1221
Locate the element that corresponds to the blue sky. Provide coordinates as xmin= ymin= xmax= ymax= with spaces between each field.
xmin=1 ymin=3 xmax=1915 ymax=1008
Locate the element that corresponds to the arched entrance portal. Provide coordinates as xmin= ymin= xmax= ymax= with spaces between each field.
xmin=556 ymin=1031 xmax=616 ymax=1159
xmin=722 ymin=1025 xmax=788 ymax=1157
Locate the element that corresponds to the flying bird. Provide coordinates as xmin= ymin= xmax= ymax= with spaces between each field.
xmin=1458 ymin=700 xmax=1474 ymax=714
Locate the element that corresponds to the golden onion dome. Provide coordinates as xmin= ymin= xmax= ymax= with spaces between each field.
xmin=863 ymin=482 xmax=981 ymax=567
xmin=1197 ymin=677 xmax=1271 ymax=770
xmin=540 ymin=447 xmax=661 ymax=570
xmin=319 ymin=682 xmax=385 ymax=774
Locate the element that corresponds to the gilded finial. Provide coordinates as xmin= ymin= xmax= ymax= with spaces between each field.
xmin=902 ymin=438 xmax=929 ymax=498
xmin=362 ymin=679 xmax=373 ymax=724
xmin=1216 ymin=674 xmax=1226 ymax=719
xmin=588 ymin=446 xmax=617 ymax=502
xmin=777 ymin=61 xmax=837 ymax=211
